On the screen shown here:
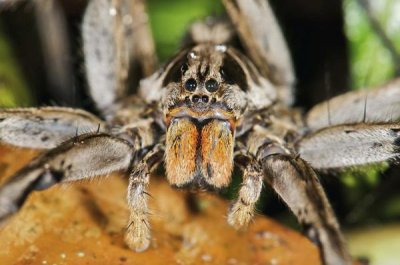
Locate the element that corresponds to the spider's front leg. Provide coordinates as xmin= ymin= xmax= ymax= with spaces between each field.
xmin=257 ymin=141 xmax=351 ymax=265
xmin=0 ymin=133 xmax=133 ymax=221
xmin=125 ymin=144 xmax=164 ymax=252
xmin=227 ymin=152 xmax=263 ymax=228
xmin=232 ymin=122 xmax=351 ymax=265
xmin=262 ymin=154 xmax=350 ymax=265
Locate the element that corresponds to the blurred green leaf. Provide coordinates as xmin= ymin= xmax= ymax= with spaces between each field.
xmin=0 ymin=24 xmax=31 ymax=107
xmin=380 ymin=195 xmax=400 ymax=217
xmin=147 ymin=0 xmax=223 ymax=61
xmin=344 ymin=0 xmax=399 ymax=89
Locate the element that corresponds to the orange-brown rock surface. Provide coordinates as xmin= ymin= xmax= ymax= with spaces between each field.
xmin=0 ymin=146 xmax=321 ymax=265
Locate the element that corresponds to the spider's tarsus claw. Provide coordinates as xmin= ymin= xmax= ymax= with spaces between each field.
xmin=125 ymin=216 xmax=151 ymax=252
xmin=227 ymin=201 xmax=254 ymax=230
xmin=0 ymin=198 xmax=17 ymax=223
xmin=0 ymin=179 xmax=31 ymax=226
xmin=134 ymin=242 xmax=150 ymax=253
xmin=125 ymin=233 xmax=151 ymax=252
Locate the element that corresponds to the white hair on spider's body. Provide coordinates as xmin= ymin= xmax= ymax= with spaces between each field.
xmin=185 ymin=19 xmax=234 ymax=45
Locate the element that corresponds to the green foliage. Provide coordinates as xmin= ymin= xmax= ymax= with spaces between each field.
xmin=147 ymin=0 xmax=223 ymax=61
xmin=0 ymin=25 xmax=31 ymax=107
xmin=341 ymin=164 xmax=388 ymax=215
xmin=342 ymin=0 xmax=400 ymax=226
xmin=341 ymin=163 xmax=388 ymax=189
xmin=344 ymin=0 xmax=400 ymax=89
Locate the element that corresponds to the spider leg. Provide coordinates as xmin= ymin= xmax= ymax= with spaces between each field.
xmin=306 ymin=78 xmax=400 ymax=130
xmin=240 ymin=121 xmax=350 ymax=265
xmin=258 ymin=142 xmax=351 ymax=265
xmin=128 ymin=0 xmax=158 ymax=77
xmin=125 ymin=144 xmax=164 ymax=252
xmin=83 ymin=0 xmax=156 ymax=115
xmin=0 ymin=133 xmax=133 ymax=221
xmin=34 ymin=0 xmax=74 ymax=105
xmin=227 ymin=152 xmax=263 ymax=228
xmin=0 ymin=107 xmax=105 ymax=149
xmin=222 ymin=0 xmax=295 ymax=104
xmin=297 ymin=123 xmax=400 ymax=170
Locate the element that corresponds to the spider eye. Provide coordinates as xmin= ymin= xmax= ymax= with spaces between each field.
xmin=205 ymin=79 xmax=219 ymax=92
xmin=184 ymin=78 xmax=197 ymax=91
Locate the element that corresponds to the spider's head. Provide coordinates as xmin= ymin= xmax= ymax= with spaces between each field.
xmin=161 ymin=44 xmax=250 ymax=189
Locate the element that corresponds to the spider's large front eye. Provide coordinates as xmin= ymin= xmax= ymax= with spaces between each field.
xmin=184 ymin=78 xmax=197 ymax=91
xmin=205 ymin=79 xmax=219 ymax=92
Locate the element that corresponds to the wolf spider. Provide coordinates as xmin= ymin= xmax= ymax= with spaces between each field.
xmin=1 ymin=0 xmax=400 ymax=264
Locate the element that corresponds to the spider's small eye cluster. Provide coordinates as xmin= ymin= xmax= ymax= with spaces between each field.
xmin=184 ymin=78 xmax=219 ymax=92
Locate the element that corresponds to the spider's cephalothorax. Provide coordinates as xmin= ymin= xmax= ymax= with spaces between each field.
xmin=162 ymin=42 xmax=273 ymax=189
xmin=163 ymin=44 xmax=241 ymax=189
xmin=149 ymin=23 xmax=278 ymax=189
xmin=1 ymin=1 xmax=400 ymax=265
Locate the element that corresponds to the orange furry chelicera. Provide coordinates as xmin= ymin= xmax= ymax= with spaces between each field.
xmin=200 ymin=119 xmax=234 ymax=188
xmin=165 ymin=118 xmax=233 ymax=189
xmin=165 ymin=118 xmax=198 ymax=187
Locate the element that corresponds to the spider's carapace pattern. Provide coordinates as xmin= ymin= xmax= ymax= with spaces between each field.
xmin=1 ymin=1 xmax=400 ymax=265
